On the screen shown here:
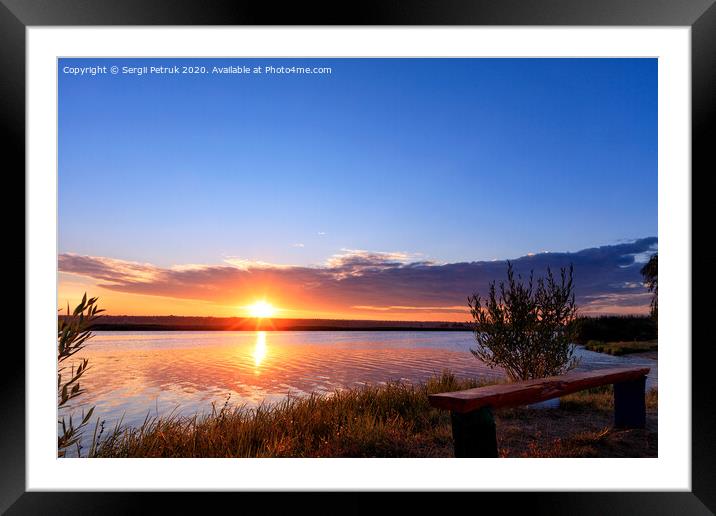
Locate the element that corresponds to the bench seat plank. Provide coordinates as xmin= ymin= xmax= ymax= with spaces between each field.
xmin=428 ymin=366 xmax=650 ymax=413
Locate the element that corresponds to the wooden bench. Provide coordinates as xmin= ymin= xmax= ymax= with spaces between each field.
xmin=428 ymin=366 xmax=650 ymax=457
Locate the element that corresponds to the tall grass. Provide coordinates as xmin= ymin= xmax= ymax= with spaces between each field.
xmin=90 ymin=372 xmax=485 ymax=458
xmin=58 ymin=293 xmax=104 ymax=457
xmin=88 ymin=372 xmax=657 ymax=458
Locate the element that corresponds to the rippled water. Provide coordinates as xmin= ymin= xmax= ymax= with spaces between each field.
xmin=68 ymin=331 xmax=657 ymax=429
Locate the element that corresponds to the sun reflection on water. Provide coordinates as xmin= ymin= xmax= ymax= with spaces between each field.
xmin=253 ymin=331 xmax=267 ymax=371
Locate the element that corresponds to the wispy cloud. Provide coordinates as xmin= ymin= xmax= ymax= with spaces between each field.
xmin=58 ymin=254 xmax=161 ymax=284
xmin=324 ymin=249 xmax=427 ymax=279
xmin=59 ymin=237 xmax=657 ymax=317
xmin=222 ymin=258 xmax=295 ymax=271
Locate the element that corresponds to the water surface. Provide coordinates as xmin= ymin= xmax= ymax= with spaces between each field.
xmin=69 ymin=331 xmax=657 ymax=429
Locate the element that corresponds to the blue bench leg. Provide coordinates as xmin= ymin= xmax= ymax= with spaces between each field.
xmin=614 ymin=375 xmax=647 ymax=429
xmin=450 ymin=407 xmax=498 ymax=457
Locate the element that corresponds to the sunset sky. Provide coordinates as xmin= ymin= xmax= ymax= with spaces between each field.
xmin=58 ymin=58 xmax=657 ymax=320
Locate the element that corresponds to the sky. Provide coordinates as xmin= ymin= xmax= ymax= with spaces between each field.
xmin=58 ymin=58 xmax=657 ymax=320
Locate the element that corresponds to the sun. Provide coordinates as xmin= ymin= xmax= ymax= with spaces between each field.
xmin=247 ymin=300 xmax=277 ymax=318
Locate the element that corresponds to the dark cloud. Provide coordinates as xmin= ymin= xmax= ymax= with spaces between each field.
xmin=59 ymin=237 xmax=657 ymax=315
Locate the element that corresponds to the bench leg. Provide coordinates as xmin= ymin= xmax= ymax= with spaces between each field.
xmin=614 ymin=375 xmax=646 ymax=429
xmin=450 ymin=407 xmax=498 ymax=458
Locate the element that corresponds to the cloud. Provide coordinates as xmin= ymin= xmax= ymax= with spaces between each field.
xmin=292 ymin=243 xmax=305 ymax=248
xmin=58 ymin=254 xmax=161 ymax=284
xmin=620 ymin=241 xmax=658 ymax=266
xmin=58 ymin=237 xmax=657 ymax=316
xmin=222 ymin=258 xmax=294 ymax=271
xmin=324 ymin=249 xmax=426 ymax=279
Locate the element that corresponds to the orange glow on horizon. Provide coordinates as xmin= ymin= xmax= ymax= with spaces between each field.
xmin=58 ymin=273 xmax=648 ymax=322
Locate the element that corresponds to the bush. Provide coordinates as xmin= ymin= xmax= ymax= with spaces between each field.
xmin=467 ymin=262 xmax=579 ymax=381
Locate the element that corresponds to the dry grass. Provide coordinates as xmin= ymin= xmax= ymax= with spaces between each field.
xmin=86 ymin=373 xmax=658 ymax=458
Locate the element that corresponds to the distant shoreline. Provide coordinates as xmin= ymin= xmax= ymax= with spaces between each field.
xmin=72 ymin=315 xmax=474 ymax=332
xmin=67 ymin=314 xmax=656 ymax=335
xmin=90 ymin=325 xmax=473 ymax=332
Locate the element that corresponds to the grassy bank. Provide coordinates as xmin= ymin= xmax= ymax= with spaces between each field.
xmin=85 ymin=372 xmax=657 ymax=458
xmin=584 ymin=340 xmax=658 ymax=356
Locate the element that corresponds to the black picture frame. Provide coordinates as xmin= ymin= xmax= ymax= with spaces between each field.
xmin=5 ymin=1 xmax=714 ymax=513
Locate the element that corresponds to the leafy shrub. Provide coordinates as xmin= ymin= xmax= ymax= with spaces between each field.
xmin=468 ymin=262 xmax=579 ymax=381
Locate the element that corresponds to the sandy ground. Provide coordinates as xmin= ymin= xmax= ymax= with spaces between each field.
xmin=494 ymin=406 xmax=658 ymax=457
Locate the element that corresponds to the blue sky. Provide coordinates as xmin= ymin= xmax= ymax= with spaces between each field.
xmin=58 ymin=58 xmax=657 ymax=318
xmin=59 ymin=58 xmax=656 ymax=267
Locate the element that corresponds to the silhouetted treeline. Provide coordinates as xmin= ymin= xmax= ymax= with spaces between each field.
xmin=59 ymin=315 xmax=473 ymax=332
xmin=56 ymin=314 xmax=657 ymax=340
xmin=573 ymin=315 xmax=657 ymax=344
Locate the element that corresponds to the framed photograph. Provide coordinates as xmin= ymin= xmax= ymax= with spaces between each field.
xmin=6 ymin=0 xmax=714 ymax=512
